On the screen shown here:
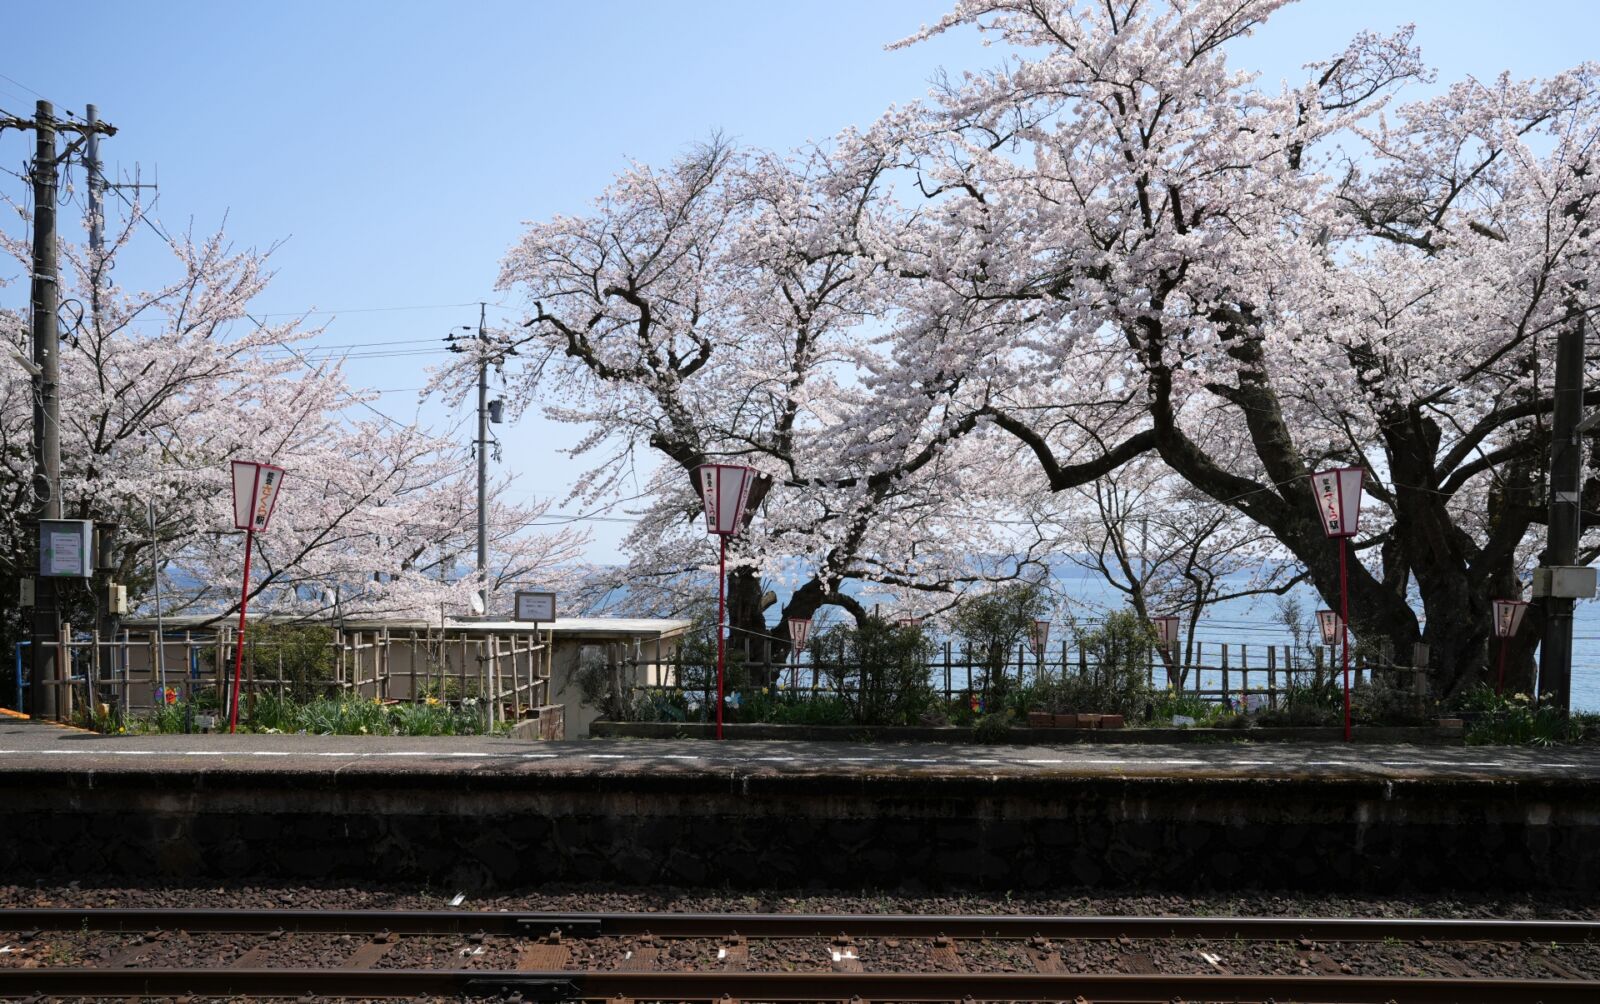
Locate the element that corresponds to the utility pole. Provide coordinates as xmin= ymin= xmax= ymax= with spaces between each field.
xmin=84 ymin=104 xmax=112 ymax=651
xmin=446 ymin=306 xmax=505 ymax=615
xmin=29 ymin=102 xmax=62 ymax=720
xmin=84 ymin=105 xmax=104 ymax=264
xmin=476 ymin=302 xmax=489 ymax=612
xmin=2 ymin=101 xmax=116 ymax=719
xmin=1537 ymin=312 xmax=1590 ymax=716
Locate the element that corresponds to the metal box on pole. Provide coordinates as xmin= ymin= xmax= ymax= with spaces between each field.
xmin=37 ymin=519 xmax=94 ymax=578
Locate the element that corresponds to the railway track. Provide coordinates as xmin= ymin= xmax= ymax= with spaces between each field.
xmin=1 ymin=908 xmax=1596 ymax=1001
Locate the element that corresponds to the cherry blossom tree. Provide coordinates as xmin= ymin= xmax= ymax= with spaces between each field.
xmin=878 ymin=0 xmax=1600 ymax=696
xmin=463 ymin=136 xmax=1038 ymax=663
xmin=0 ymin=201 xmax=586 ymax=644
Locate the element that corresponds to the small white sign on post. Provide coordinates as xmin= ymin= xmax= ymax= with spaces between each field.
xmin=38 ymin=519 xmax=93 ymax=578
xmin=513 ymin=590 xmax=557 ymax=623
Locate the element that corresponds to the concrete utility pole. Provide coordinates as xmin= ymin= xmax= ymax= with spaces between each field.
xmin=476 ymin=301 xmax=489 ymax=612
xmin=444 ymin=306 xmax=507 ymax=616
xmin=1 ymin=100 xmax=117 ymax=718
xmin=28 ymin=102 xmax=63 ymax=720
xmin=1537 ymin=312 xmax=1589 ymax=715
xmin=84 ymin=105 xmax=104 ymax=261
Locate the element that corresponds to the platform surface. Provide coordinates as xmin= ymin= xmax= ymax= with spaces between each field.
xmin=2 ymin=716 xmax=1596 ymax=784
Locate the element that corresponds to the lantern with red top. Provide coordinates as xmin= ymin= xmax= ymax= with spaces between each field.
xmin=1317 ymin=609 xmax=1342 ymax=649
xmin=1153 ymin=614 xmax=1181 ymax=654
xmin=1030 ymin=619 xmax=1050 ymax=654
xmin=1152 ymin=614 xmax=1181 ymax=687
xmin=227 ymin=460 xmax=286 ymax=733
xmin=786 ymin=616 xmax=812 ymax=654
xmin=1030 ymin=619 xmax=1051 ymax=683
xmin=785 ymin=616 xmax=812 ymax=690
xmin=693 ymin=463 xmax=760 ymax=739
xmin=1310 ymin=467 xmax=1365 ymax=742
xmin=1491 ymin=598 xmax=1529 ymax=696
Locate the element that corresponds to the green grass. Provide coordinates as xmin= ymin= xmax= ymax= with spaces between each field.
xmin=124 ymin=695 xmax=499 ymax=737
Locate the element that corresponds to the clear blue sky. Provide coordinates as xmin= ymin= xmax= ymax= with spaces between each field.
xmin=5 ymin=0 xmax=1598 ymax=562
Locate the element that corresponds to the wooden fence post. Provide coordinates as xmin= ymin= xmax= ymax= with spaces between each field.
xmin=944 ymin=641 xmax=952 ymax=702
xmin=1240 ymin=644 xmax=1249 ymax=710
xmin=1267 ymin=645 xmax=1277 ymax=709
xmin=1221 ymin=644 xmax=1230 ymax=710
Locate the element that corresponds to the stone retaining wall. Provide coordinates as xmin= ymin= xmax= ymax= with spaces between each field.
xmin=0 ymin=763 xmax=1584 ymax=894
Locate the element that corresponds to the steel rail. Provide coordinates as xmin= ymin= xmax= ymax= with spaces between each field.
xmin=0 ymin=967 xmax=1597 ymax=1002
xmin=3 ymin=907 xmax=1598 ymax=942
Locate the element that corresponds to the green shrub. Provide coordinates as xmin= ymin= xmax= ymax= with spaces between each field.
xmin=735 ymin=688 xmax=855 ymax=726
xmin=1147 ymin=690 xmax=1228 ymax=726
xmin=203 ymin=623 xmax=336 ymax=702
xmin=127 ymin=695 xmax=492 ymax=737
xmin=1025 ymin=609 xmax=1153 ymax=719
xmin=973 ymin=710 xmax=1014 ymax=744
xmin=1253 ymin=678 xmax=1343 ymax=727
xmin=816 ymin=616 xmax=938 ymax=726
xmin=1458 ymin=689 xmax=1589 ymax=746
xmin=951 ymin=583 xmax=1051 ymax=698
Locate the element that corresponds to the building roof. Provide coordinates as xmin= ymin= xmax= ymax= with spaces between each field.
xmin=119 ymin=613 xmax=692 ymax=640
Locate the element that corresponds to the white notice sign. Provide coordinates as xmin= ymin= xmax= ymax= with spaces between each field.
xmin=48 ymin=531 xmax=83 ymax=576
xmin=514 ymin=591 xmax=557 ymax=622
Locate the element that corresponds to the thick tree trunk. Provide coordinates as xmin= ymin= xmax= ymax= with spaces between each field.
xmin=725 ymin=564 xmax=772 ymax=681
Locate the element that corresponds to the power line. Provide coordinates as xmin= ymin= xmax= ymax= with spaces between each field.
xmin=252 ymin=300 xmax=500 ymax=318
xmin=0 ymin=71 xmax=49 ymax=103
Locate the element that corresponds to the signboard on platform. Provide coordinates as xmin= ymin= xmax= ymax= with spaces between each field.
xmin=513 ymin=590 xmax=557 ymax=623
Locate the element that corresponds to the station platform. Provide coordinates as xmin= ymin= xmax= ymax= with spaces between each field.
xmin=2 ymin=716 xmax=1596 ymax=894
xmin=1 ymin=715 xmax=1595 ymax=782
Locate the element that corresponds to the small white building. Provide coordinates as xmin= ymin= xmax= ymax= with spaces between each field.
xmin=94 ymin=614 xmax=691 ymax=738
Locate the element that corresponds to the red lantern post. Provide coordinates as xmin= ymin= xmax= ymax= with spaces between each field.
xmin=1153 ymin=615 xmax=1180 ymax=688
xmin=1311 ymin=468 xmax=1365 ymax=742
xmin=1491 ymin=599 xmax=1529 ymax=696
xmin=1031 ymin=619 xmax=1050 ymax=682
xmin=786 ymin=616 xmax=812 ymax=690
xmin=1316 ymin=609 xmax=1341 ymax=650
xmin=228 ymin=460 xmax=286 ymax=734
xmin=695 ymin=463 xmax=757 ymax=740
